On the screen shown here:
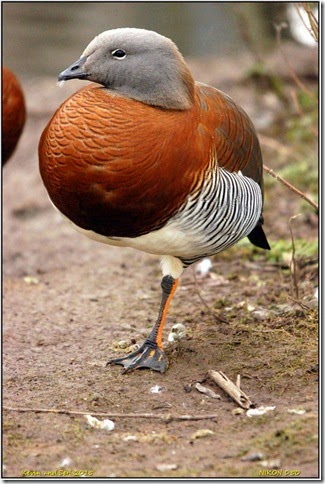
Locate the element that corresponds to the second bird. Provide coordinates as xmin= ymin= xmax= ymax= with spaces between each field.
xmin=39 ymin=28 xmax=270 ymax=373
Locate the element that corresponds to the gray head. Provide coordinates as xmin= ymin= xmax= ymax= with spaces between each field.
xmin=58 ymin=28 xmax=195 ymax=110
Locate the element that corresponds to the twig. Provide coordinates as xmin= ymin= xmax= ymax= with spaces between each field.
xmin=296 ymin=3 xmax=318 ymax=42
xmin=263 ymin=164 xmax=318 ymax=214
xmin=287 ymin=295 xmax=312 ymax=311
xmin=288 ymin=214 xmax=301 ymax=299
xmin=2 ymin=405 xmax=218 ymax=422
xmin=290 ymin=87 xmax=304 ymax=117
xmin=208 ymin=370 xmax=253 ymax=409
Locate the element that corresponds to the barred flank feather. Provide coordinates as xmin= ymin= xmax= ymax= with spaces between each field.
xmin=173 ymin=168 xmax=263 ymax=266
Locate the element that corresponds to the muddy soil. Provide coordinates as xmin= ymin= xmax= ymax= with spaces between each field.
xmin=3 ymin=49 xmax=318 ymax=478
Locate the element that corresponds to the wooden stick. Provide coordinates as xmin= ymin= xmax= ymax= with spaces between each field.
xmin=263 ymin=164 xmax=318 ymax=214
xmin=208 ymin=370 xmax=253 ymax=409
xmin=2 ymin=405 xmax=217 ymax=422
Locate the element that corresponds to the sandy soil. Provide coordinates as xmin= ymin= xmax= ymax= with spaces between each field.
xmin=3 ymin=49 xmax=318 ymax=478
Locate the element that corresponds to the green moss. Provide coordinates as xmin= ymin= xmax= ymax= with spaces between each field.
xmin=297 ymin=89 xmax=318 ymax=110
xmin=216 ymin=237 xmax=317 ymax=266
xmin=264 ymin=238 xmax=318 ymax=263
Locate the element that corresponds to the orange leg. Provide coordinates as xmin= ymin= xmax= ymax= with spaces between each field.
xmin=107 ymin=276 xmax=178 ymax=373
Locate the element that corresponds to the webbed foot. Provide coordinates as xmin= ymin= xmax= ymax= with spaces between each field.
xmin=106 ymin=340 xmax=168 ymax=373
xmin=107 ymin=276 xmax=178 ymax=374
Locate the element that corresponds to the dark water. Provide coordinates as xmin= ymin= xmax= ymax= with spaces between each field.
xmin=2 ymin=2 xmax=284 ymax=79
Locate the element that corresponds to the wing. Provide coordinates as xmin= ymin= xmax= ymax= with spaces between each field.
xmin=196 ymin=83 xmax=270 ymax=250
xmin=196 ymin=82 xmax=263 ymax=191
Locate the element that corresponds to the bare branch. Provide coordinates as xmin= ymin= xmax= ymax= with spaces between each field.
xmin=2 ymin=405 xmax=218 ymax=422
xmin=297 ymin=3 xmax=318 ymax=42
xmin=263 ymin=164 xmax=318 ymax=214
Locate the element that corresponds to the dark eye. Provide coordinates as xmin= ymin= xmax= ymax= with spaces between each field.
xmin=111 ymin=49 xmax=126 ymax=60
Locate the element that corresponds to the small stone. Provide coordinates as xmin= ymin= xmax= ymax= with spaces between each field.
xmin=260 ymin=458 xmax=281 ymax=469
xmin=156 ymin=463 xmax=178 ymax=472
xmin=247 ymin=406 xmax=276 ymax=417
xmin=59 ymin=457 xmax=72 ymax=467
xmin=168 ymin=323 xmax=186 ymax=342
xmin=115 ymin=340 xmax=130 ymax=349
xmin=241 ymin=452 xmax=264 ymax=462
xmin=122 ymin=435 xmax=138 ymax=442
xmin=111 ymin=340 xmax=139 ymax=353
xmin=190 ymin=429 xmax=215 ymax=439
xmin=149 ymin=385 xmax=163 ymax=394
xmin=287 ymin=408 xmax=306 ymax=415
xmin=85 ymin=415 xmax=115 ymax=431
xmin=232 ymin=407 xmax=245 ymax=416
xmin=195 ymin=382 xmax=221 ymax=399
xmin=252 ymin=309 xmax=271 ymax=321
xmin=23 ymin=276 xmax=39 ymax=285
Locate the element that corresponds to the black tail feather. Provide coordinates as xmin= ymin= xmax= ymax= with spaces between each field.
xmin=247 ymin=224 xmax=270 ymax=250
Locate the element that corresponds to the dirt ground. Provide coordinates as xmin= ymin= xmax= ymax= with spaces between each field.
xmin=3 ymin=47 xmax=319 ymax=478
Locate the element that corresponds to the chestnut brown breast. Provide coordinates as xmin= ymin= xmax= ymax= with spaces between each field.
xmin=2 ymin=67 xmax=26 ymax=164
xmin=39 ymin=82 xmax=262 ymax=239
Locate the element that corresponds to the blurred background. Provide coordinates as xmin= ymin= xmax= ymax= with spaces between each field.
xmin=2 ymin=2 xmax=316 ymax=78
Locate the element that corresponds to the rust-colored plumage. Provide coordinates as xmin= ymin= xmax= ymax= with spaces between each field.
xmin=39 ymin=82 xmax=262 ymax=239
xmin=39 ymin=28 xmax=269 ymax=373
xmin=2 ymin=67 xmax=26 ymax=164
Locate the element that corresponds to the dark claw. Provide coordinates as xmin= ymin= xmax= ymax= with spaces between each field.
xmin=106 ymin=342 xmax=168 ymax=373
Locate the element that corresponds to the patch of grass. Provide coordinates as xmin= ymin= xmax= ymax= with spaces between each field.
xmin=263 ymin=238 xmax=318 ymax=264
xmin=208 ymin=305 xmax=318 ymax=393
xmin=216 ymin=237 xmax=318 ymax=266
xmin=225 ymin=403 xmax=318 ymax=475
xmin=246 ymin=413 xmax=318 ymax=459
xmin=267 ymin=317 xmax=315 ymax=379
